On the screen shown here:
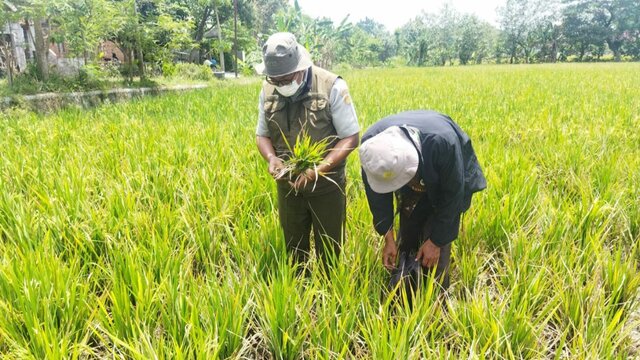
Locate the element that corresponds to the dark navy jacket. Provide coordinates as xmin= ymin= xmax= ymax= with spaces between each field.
xmin=361 ymin=110 xmax=487 ymax=246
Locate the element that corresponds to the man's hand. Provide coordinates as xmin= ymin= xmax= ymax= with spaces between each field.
xmin=382 ymin=230 xmax=398 ymax=270
xmin=268 ymin=156 xmax=285 ymax=179
xmin=290 ymin=168 xmax=317 ymax=191
xmin=415 ymin=239 xmax=440 ymax=268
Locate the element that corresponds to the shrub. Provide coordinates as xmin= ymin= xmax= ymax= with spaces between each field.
xmin=384 ymin=56 xmax=409 ymax=68
xmin=102 ymin=61 xmax=122 ymax=79
xmin=331 ymin=62 xmax=353 ymax=73
xmin=119 ymin=62 xmax=140 ymax=78
xmin=243 ymin=50 xmax=263 ymax=75
xmin=9 ymin=72 xmax=42 ymax=94
xmin=172 ymin=63 xmax=213 ymax=81
xmin=236 ymin=58 xmax=257 ymax=77
xmin=162 ymin=62 xmax=177 ymax=77
xmin=8 ymin=63 xmax=109 ymax=95
xmin=73 ymin=64 xmax=108 ymax=90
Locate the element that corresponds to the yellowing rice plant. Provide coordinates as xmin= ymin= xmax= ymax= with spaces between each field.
xmin=0 ymin=63 xmax=639 ymax=359
xmin=274 ymin=130 xmax=335 ymax=188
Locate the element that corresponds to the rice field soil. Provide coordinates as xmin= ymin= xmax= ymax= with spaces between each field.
xmin=1 ymin=63 xmax=639 ymax=359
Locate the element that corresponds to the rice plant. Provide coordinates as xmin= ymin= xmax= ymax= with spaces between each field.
xmin=0 ymin=63 xmax=639 ymax=358
xmin=273 ymin=128 xmax=338 ymax=192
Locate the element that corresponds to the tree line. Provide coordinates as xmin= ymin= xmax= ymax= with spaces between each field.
xmin=1 ymin=0 xmax=638 ymax=85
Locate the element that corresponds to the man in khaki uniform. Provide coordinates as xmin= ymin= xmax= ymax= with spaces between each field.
xmin=255 ymin=32 xmax=360 ymax=266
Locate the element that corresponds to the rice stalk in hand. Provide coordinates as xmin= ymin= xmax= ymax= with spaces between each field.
xmin=273 ymin=129 xmax=339 ymax=193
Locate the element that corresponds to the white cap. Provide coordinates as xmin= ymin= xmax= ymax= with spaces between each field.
xmin=359 ymin=126 xmax=419 ymax=194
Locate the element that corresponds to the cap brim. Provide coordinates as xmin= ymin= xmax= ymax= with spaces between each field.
xmin=366 ymin=166 xmax=418 ymax=194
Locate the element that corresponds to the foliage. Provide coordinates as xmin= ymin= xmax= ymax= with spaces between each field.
xmin=155 ymin=8 xmax=196 ymax=63
xmin=3 ymin=0 xmax=640 ymax=97
xmin=161 ymin=61 xmax=177 ymax=77
xmin=6 ymin=62 xmax=108 ymax=94
xmin=274 ymin=130 xmax=335 ymax=191
xmin=171 ymin=62 xmax=213 ymax=81
xmin=74 ymin=63 xmax=109 ymax=88
xmin=499 ymin=0 xmax=550 ymax=64
xmin=242 ymin=49 xmax=263 ymax=73
xmin=497 ymin=0 xmax=640 ymax=63
xmin=52 ymin=0 xmax=122 ymax=60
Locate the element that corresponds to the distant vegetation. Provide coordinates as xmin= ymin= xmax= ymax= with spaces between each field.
xmin=0 ymin=0 xmax=638 ymax=94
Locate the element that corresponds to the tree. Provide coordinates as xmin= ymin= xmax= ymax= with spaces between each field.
xmin=185 ymin=0 xmax=215 ymax=63
xmin=537 ymin=19 xmax=563 ymax=62
xmin=456 ymin=14 xmax=488 ymax=65
xmin=623 ymin=29 xmax=640 ymax=59
xmin=0 ymin=1 xmax=19 ymax=84
xmin=9 ymin=0 xmax=61 ymax=80
xmin=272 ymin=0 xmax=302 ymax=33
xmin=433 ymin=4 xmax=459 ymax=66
xmin=180 ymin=0 xmax=224 ymax=65
xmin=54 ymin=0 xmax=122 ymax=64
xmin=498 ymin=0 xmax=554 ymax=63
xmin=595 ymin=0 xmax=636 ymax=61
xmin=155 ymin=2 xmax=194 ymax=65
xmin=561 ymin=0 xmax=640 ymax=61
xmin=475 ymin=21 xmax=499 ymax=64
xmin=248 ymin=0 xmax=287 ymax=38
xmin=113 ymin=0 xmax=204 ymax=80
xmin=173 ymin=0 xmax=255 ymax=71
xmin=355 ymin=18 xmax=396 ymax=63
xmin=534 ymin=0 xmax=564 ymax=62
xmin=561 ymin=0 xmax=605 ymax=60
xmin=396 ymin=14 xmax=437 ymax=66
xmin=305 ymin=16 xmax=353 ymax=68
xmin=112 ymin=0 xmax=147 ymax=81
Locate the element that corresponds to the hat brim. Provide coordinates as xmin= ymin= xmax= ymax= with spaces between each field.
xmin=256 ymin=45 xmax=313 ymax=77
xmin=365 ymin=164 xmax=418 ymax=194
xmin=254 ymin=62 xmax=265 ymax=75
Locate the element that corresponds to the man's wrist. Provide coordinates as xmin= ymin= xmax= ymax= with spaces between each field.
xmin=426 ymin=238 xmax=441 ymax=248
xmin=384 ymin=230 xmax=395 ymax=244
xmin=318 ymin=160 xmax=332 ymax=174
xmin=305 ymin=168 xmax=317 ymax=181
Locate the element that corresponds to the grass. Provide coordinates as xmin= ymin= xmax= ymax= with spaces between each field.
xmin=0 ymin=62 xmax=639 ymax=358
xmin=0 ymin=74 xmax=249 ymax=98
xmin=0 ymin=79 xmax=8 ymax=97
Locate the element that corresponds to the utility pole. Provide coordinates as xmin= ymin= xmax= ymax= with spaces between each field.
xmin=233 ymin=0 xmax=238 ymax=78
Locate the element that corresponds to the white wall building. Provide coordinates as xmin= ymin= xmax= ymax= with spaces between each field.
xmin=1 ymin=21 xmax=31 ymax=73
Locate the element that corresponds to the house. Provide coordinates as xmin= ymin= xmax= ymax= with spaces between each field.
xmin=1 ymin=1 xmax=125 ymax=77
xmin=1 ymin=22 xmax=30 ymax=73
xmin=98 ymin=40 xmax=125 ymax=62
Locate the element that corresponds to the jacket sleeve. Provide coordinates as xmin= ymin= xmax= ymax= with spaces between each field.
xmin=362 ymin=169 xmax=394 ymax=235
xmin=428 ymin=135 xmax=464 ymax=246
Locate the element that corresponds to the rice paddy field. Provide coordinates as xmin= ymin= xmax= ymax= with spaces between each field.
xmin=1 ymin=63 xmax=639 ymax=359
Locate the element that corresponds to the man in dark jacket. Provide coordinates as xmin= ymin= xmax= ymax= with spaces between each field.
xmin=359 ymin=110 xmax=486 ymax=290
